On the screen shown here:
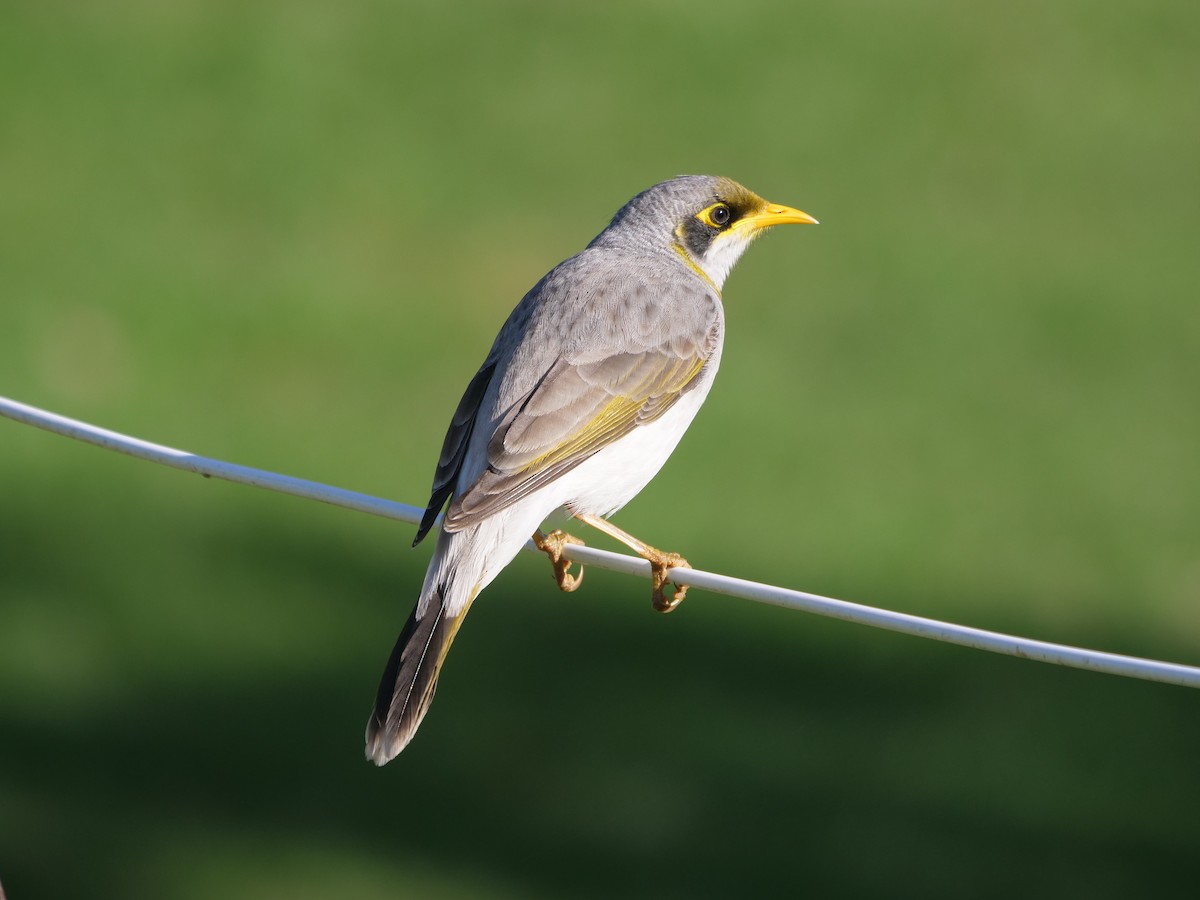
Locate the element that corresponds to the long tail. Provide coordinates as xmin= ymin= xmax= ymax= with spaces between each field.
xmin=365 ymin=520 xmax=498 ymax=765
xmin=365 ymin=513 xmax=537 ymax=765
xmin=364 ymin=582 xmax=470 ymax=765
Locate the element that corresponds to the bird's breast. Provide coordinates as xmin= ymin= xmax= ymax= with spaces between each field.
xmin=554 ymin=343 xmax=722 ymax=519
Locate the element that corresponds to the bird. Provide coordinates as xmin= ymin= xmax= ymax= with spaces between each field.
xmin=366 ymin=175 xmax=817 ymax=765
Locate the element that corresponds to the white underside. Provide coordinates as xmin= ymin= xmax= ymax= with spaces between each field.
xmin=421 ymin=349 xmax=722 ymax=617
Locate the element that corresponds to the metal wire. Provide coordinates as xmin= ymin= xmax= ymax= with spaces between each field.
xmin=3 ymin=393 xmax=1199 ymax=690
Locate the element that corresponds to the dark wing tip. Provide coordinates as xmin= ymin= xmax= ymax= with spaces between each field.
xmin=412 ymin=501 xmax=442 ymax=547
xmin=412 ymin=360 xmax=498 ymax=549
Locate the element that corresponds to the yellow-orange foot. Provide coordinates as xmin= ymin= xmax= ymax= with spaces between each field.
xmin=532 ymin=529 xmax=586 ymax=592
xmin=647 ymin=550 xmax=690 ymax=613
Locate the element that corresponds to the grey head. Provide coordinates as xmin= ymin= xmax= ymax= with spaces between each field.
xmin=587 ymin=175 xmax=817 ymax=290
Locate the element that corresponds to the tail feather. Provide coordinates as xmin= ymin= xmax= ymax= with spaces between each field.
xmin=365 ymin=583 xmax=470 ymax=765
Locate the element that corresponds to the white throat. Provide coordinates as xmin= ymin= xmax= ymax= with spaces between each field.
xmin=694 ymin=230 xmax=759 ymax=290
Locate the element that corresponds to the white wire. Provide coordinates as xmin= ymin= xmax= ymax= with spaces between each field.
xmin=3 ymin=393 xmax=1199 ymax=690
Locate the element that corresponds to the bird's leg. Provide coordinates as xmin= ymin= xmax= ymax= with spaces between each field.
xmin=532 ymin=528 xmax=585 ymax=593
xmin=574 ymin=513 xmax=690 ymax=613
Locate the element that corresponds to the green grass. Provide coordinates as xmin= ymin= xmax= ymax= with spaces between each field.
xmin=2 ymin=1 xmax=1199 ymax=897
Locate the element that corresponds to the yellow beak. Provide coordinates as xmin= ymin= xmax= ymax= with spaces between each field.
xmin=737 ymin=201 xmax=819 ymax=232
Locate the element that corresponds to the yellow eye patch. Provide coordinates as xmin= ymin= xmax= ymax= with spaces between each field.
xmin=696 ymin=202 xmax=733 ymax=229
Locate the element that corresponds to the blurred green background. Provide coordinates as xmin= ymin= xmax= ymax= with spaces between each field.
xmin=2 ymin=0 xmax=1198 ymax=896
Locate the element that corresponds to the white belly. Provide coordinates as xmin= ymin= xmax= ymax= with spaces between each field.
xmin=546 ymin=355 xmax=720 ymax=519
xmin=425 ymin=349 xmax=721 ymax=611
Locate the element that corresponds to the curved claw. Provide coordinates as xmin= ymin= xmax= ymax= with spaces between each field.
xmin=533 ymin=529 xmax=586 ymax=593
xmin=556 ymin=557 xmax=585 ymax=593
xmin=649 ymin=552 xmax=690 ymax=613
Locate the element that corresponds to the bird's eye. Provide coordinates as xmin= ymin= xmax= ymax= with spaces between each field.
xmin=707 ymin=204 xmax=732 ymax=227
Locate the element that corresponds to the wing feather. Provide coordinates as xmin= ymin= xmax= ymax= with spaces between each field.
xmin=412 ymin=360 xmax=497 ymax=545
xmin=443 ymin=347 xmax=707 ymax=530
xmin=416 ymin=253 xmax=722 ymax=539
